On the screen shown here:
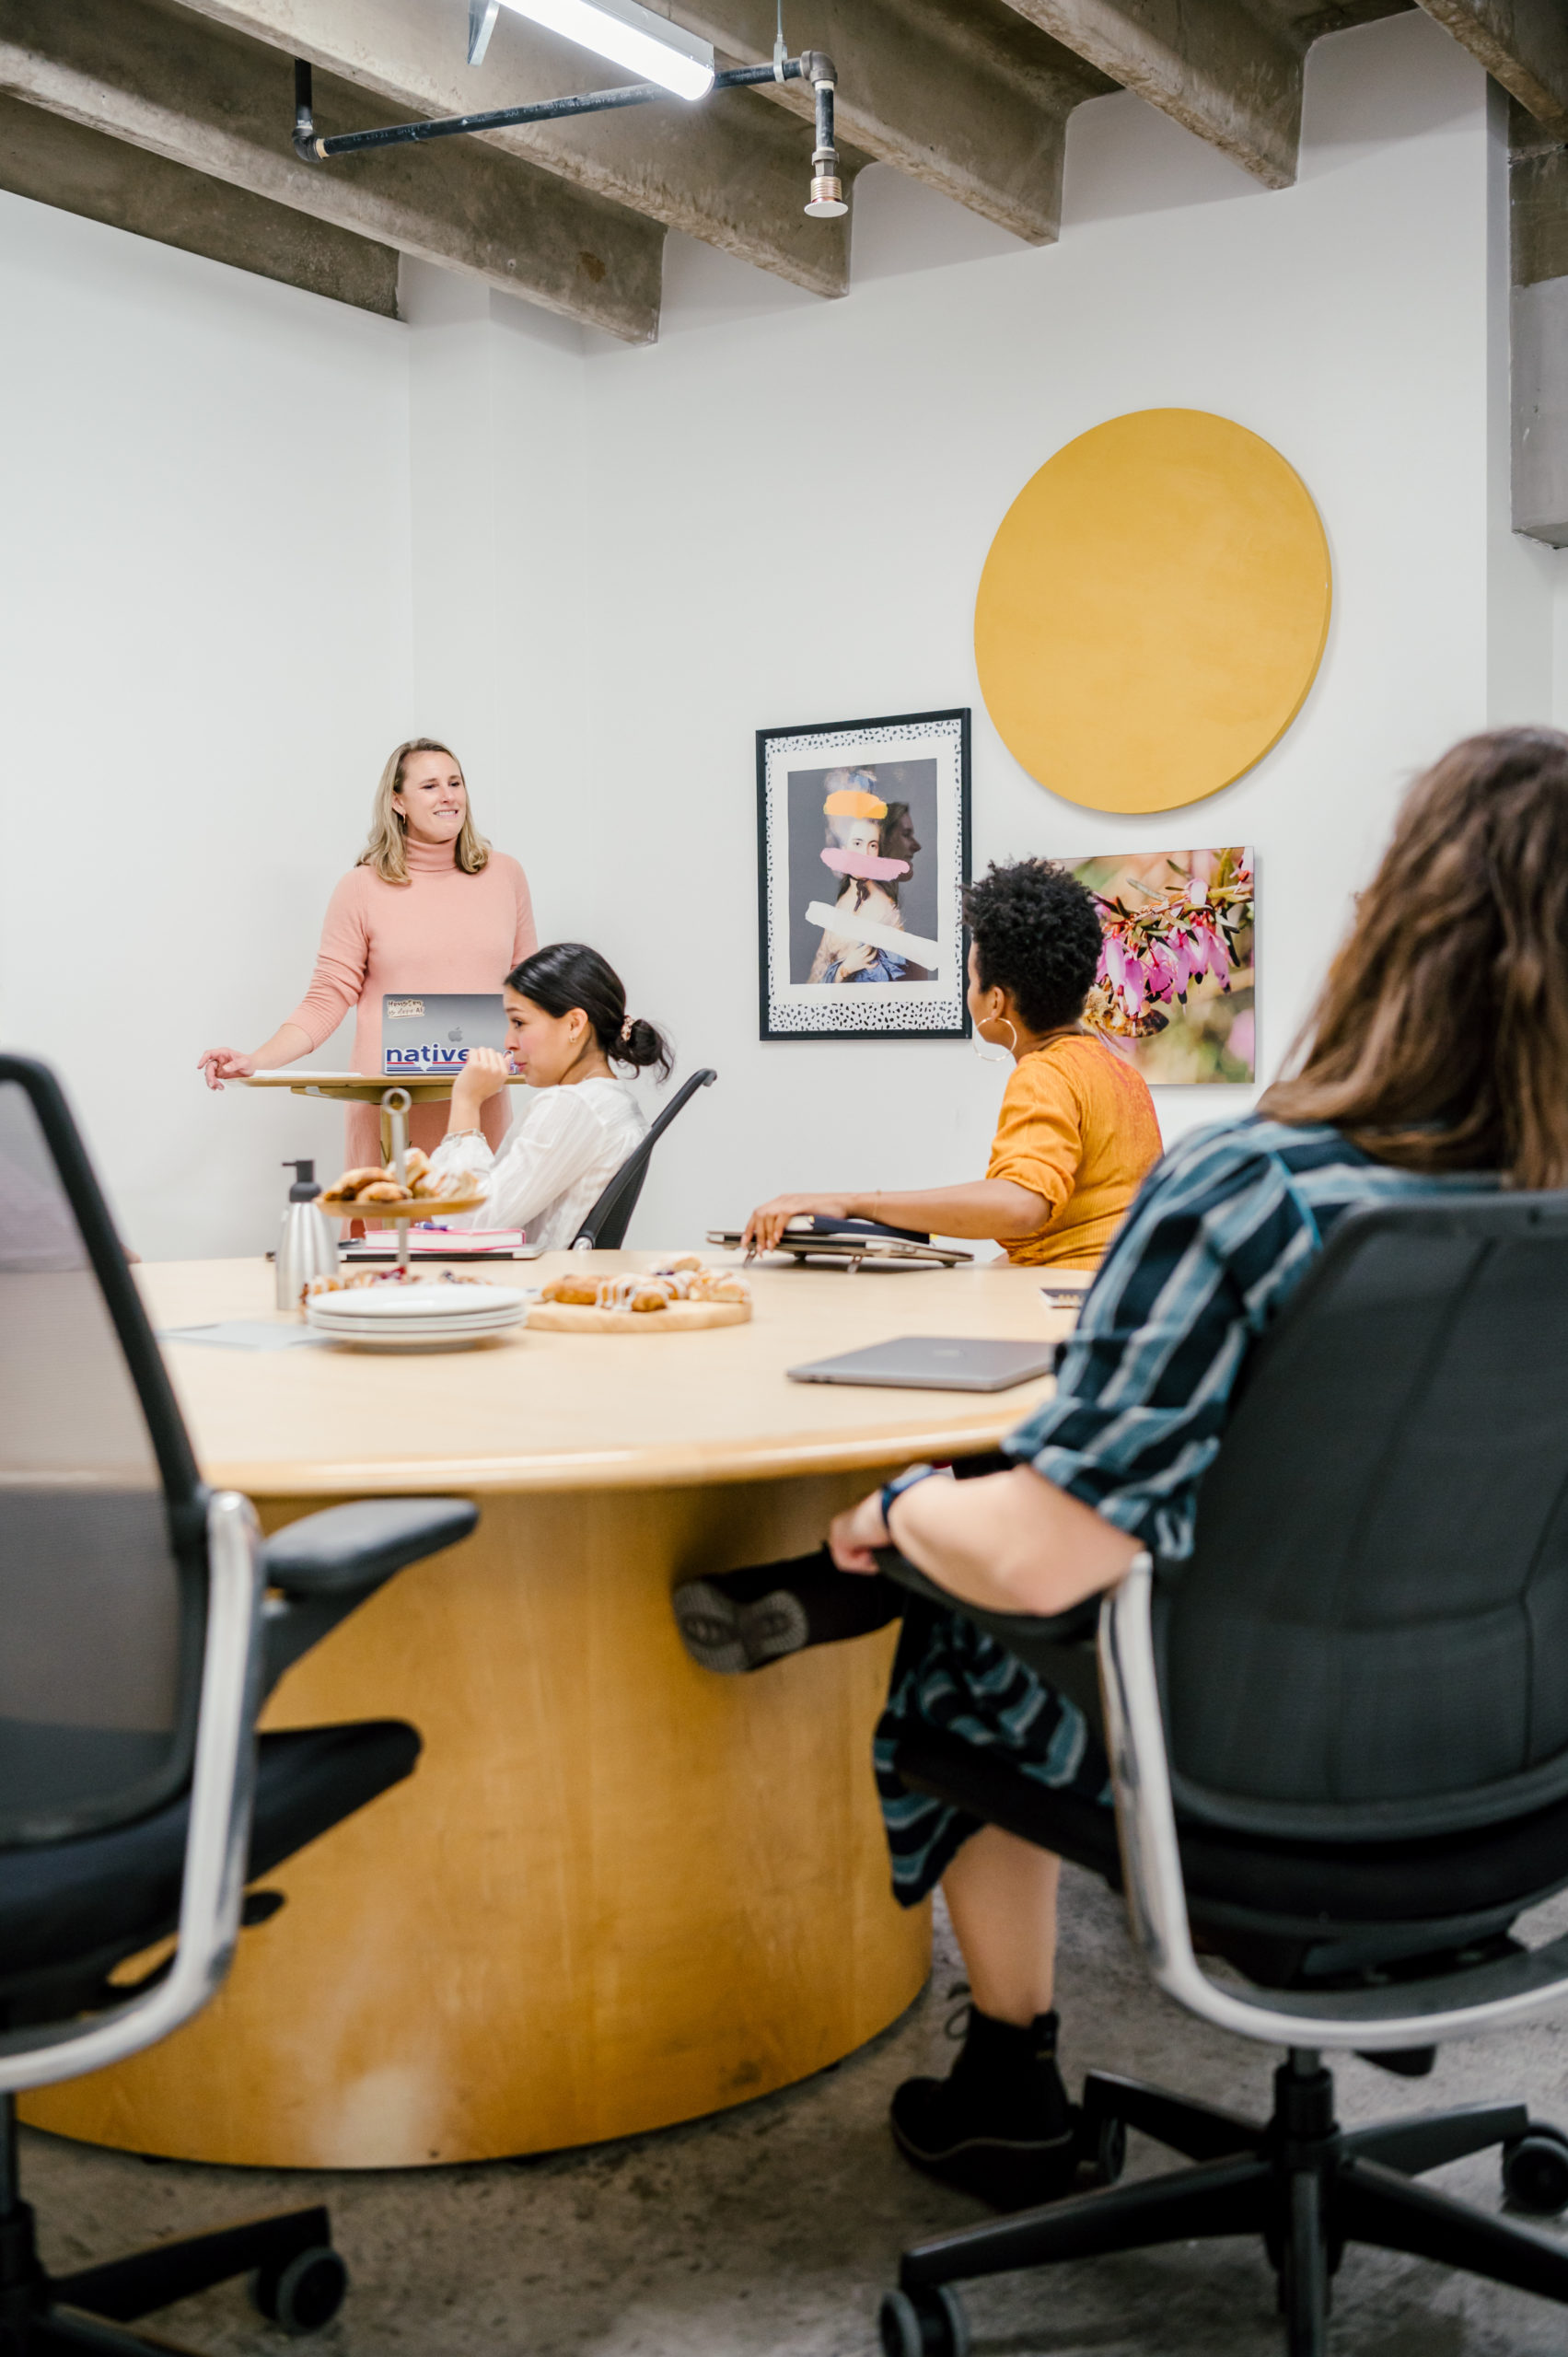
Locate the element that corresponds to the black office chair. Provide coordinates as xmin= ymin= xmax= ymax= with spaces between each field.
xmin=570 ymin=1067 xmax=716 ymax=1249
xmin=0 ymin=1052 xmax=478 ymax=2351
xmin=877 ymin=1193 xmax=1568 ymax=2357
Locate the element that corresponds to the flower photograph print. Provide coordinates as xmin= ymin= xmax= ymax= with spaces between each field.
xmin=1073 ymin=846 xmax=1255 ymax=1084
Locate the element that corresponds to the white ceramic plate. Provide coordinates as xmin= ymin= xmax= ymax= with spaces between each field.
xmin=307 ymin=1305 xmax=527 ymax=1331
xmin=306 ymin=1284 xmax=528 ymax=1321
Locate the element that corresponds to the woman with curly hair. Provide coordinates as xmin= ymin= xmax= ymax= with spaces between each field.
xmin=674 ymin=858 xmax=1160 ymax=1675
xmin=747 ymin=856 xmax=1160 ymax=1266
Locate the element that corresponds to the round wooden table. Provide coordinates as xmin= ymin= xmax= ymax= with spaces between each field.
xmin=23 ymin=1249 xmax=1080 ymax=2170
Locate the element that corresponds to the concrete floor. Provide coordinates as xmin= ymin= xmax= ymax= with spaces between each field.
xmin=23 ymin=1870 xmax=1568 ymax=2356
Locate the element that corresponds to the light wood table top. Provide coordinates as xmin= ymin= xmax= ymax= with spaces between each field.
xmin=238 ymin=1073 xmax=536 ymax=1103
xmin=141 ymin=1250 xmax=1081 ymax=1498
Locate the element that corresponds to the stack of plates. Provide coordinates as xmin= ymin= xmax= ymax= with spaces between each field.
xmin=306 ymin=1283 xmax=528 ymax=1352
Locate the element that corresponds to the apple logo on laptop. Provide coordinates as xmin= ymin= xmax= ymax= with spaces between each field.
xmin=447 ymin=1028 xmax=463 ymax=1042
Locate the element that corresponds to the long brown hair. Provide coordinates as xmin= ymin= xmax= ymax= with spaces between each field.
xmin=1260 ymin=728 xmax=1568 ymax=1187
xmin=359 ymin=737 xmax=491 ymax=886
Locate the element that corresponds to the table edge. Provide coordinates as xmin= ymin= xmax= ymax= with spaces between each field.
xmin=201 ymin=1416 xmax=1025 ymax=1497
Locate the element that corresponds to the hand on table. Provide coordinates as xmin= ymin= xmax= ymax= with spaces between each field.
xmin=742 ymin=1191 xmax=853 ymax=1256
xmin=828 ymin=1490 xmax=890 ymax=1574
xmin=196 ymin=1048 xmax=255 ymax=1091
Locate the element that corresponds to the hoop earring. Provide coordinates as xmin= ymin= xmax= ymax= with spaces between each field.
xmin=971 ymin=1015 xmax=1017 ymax=1067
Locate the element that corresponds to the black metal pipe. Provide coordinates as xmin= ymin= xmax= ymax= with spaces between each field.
xmin=306 ymin=57 xmax=802 ymax=163
xmin=292 ymin=57 xmax=318 ymax=163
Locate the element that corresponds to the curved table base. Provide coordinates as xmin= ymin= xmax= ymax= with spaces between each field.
xmin=23 ymin=1473 xmax=930 ymax=2168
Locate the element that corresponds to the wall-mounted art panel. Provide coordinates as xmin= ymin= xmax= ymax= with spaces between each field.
xmin=756 ymin=709 xmax=970 ymax=1040
xmin=1073 ymin=846 xmax=1255 ymax=1084
xmin=976 ymin=411 xmax=1330 ymax=814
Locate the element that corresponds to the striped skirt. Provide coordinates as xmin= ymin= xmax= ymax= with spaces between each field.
xmin=873 ymin=1600 xmax=1113 ymax=1907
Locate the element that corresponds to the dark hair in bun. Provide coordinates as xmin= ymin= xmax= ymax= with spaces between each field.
xmin=505 ymin=942 xmax=673 ymax=1081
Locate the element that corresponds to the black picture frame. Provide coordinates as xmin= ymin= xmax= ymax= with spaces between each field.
xmin=755 ymin=707 xmax=972 ymax=1042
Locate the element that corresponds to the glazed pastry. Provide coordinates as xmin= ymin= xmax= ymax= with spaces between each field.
xmin=656 ymin=1254 xmax=704 ymax=1276
xmin=357 ymin=1179 xmax=406 ymax=1203
xmin=690 ymin=1272 xmax=750 ymax=1304
xmin=401 ymin=1147 xmax=430 ymax=1181
xmin=540 ymin=1276 xmax=604 ymax=1306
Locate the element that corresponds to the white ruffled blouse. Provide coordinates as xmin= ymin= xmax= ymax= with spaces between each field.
xmin=427 ymin=1076 xmax=647 ymax=1251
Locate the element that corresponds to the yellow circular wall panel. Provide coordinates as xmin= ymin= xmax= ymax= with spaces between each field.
xmin=974 ymin=409 xmax=1331 ymax=815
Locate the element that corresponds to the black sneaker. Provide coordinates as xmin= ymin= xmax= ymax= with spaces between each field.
xmin=890 ymin=2003 xmax=1082 ymax=2211
xmin=672 ymin=1578 xmax=810 ymax=1674
xmin=672 ymin=1549 xmax=901 ymax=1674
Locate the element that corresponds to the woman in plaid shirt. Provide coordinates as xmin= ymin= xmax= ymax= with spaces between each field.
xmin=836 ymin=728 xmax=1568 ymax=2212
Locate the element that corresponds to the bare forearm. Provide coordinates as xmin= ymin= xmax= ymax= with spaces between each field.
xmin=887 ymin=1466 xmax=1140 ymax=1617
xmin=249 ymin=1022 xmax=314 ymax=1070
xmin=844 ymin=1179 xmax=1048 ymax=1241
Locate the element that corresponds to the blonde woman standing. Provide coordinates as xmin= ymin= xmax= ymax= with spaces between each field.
xmin=198 ymin=739 xmax=537 ymax=1167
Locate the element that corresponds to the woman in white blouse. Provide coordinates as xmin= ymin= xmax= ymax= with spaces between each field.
xmin=428 ymin=943 xmax=670 ymax=1249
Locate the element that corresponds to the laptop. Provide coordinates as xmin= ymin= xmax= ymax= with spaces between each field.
xmin=382 ymin=993 xmax=507 ymax=1078
xmin=787 ymin=1335 xmax=1060 ymax=1393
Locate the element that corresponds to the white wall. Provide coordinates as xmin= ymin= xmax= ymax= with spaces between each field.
xmin=4 ymin=9 xmax=1562 ymax=1260
xmin=0 ymin=195 xmax=412 ymax=1257
xmin=576 ymin=10 xmax=1539 ymax=1245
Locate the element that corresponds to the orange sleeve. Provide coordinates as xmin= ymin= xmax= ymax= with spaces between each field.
xmin=283 ymin=871 xmax=370 ymax=1050
xmin=985 ymin=1059 xmax=1083 ymax=1219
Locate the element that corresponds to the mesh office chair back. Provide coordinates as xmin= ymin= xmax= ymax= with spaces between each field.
xmin=1160 ymin=1193 xmax=1568 ymax=1843
xmin=0 ymin=1062 xmax=205 ymax=1850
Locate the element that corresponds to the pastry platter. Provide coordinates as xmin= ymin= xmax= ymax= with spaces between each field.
xmin=529 ymin=1256 xmax=751 ymax=1333
xmin=528 ymin=1298 xmax=750 ymax=1335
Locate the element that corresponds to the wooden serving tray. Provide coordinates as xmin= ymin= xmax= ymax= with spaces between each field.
xmin=319 ymin=1195 xmax=488 ymax=1220
xmin=528 ymin=1298 xmax=751 ymax=1335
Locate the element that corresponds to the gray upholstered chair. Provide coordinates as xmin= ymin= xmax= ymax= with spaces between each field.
xmin=879 ymin=1192 xmax=1568 ymax=2357
xmin=0 ymin=1051 xmax=476 ymax=2350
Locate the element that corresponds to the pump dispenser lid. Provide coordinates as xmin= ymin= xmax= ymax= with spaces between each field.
xmin=285 ymin=1159 xmax=320 ymax=1202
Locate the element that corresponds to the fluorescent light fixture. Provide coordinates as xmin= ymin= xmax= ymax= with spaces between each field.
xmin=499 ymin=0 xmax=715 ymax=99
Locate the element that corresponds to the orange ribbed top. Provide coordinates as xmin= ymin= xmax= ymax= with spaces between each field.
xmin=986 ymin=1032 xmax=1162 ymax=1269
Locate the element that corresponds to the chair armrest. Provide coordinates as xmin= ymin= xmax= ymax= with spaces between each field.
xmin=261 ymin=1499 xmax=478 ymax=1597
xmin=259 ymin=1499 xmax=477 ymax=1695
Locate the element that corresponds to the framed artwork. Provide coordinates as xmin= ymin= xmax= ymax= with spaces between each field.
xmin=756 ymin=708 xmax=971 ymax=1041
xmin=1072 ymin=846 xmax=1255 ymax=1084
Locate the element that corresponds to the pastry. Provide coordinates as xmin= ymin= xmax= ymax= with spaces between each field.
xmin=327 ymin=1167 xmax=387 ymax=1200
xmin=358 ymin=1180 xmax=406 ymax=1204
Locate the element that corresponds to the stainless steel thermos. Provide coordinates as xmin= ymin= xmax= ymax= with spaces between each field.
xmin=275 ymin=1158 xmax=339 ymax=1309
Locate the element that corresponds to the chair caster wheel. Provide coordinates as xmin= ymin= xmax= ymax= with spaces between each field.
xmin=1082 ymin=2110 xmax=1127 ymax=2189
xmin=878 ymin=2283 xmax=970 ymax=2357
xmin=1503 ymin=2127 xmax=1568 ymax=2216
xmin=250 ymin=2245 xmax=349 ymax=2336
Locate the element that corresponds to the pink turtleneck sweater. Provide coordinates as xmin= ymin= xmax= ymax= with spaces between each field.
xmin=285 ymin=839 xmax=537 ymax=1166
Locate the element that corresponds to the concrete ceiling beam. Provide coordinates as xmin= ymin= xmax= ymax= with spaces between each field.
xmin=1417 ymin=0 xmax=1568 ymax=134
xmin=0 ymin=0 xmax=664 ymax=342
xmin=0 ymin=88 xmax=400 ymax=313
xmin=168 ymin=0 xmax=854 ymax=297
xmin=994 ymin=0 xmax=1307 ymax=189
xmin=661 ymin=0 xmax=1113 ymax=245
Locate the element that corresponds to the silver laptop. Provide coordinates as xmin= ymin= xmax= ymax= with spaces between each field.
xmin=787 ymin=1336 xmax=1060 ymax=1393
xmin=382 ymin=993 xmax=507 ymax=1079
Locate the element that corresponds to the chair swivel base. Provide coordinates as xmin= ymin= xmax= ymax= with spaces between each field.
xmin=881 ymin=2053 xmax=1568 ymax=2357
xmin=0 ymin=2190 xmax=346 ymax=2355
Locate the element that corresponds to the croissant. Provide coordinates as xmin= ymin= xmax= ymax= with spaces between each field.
xmin=357 ymin=1180 xmax=406 ymax=1204
xmin=327 ymin=1167 xmax=388 ymax=1200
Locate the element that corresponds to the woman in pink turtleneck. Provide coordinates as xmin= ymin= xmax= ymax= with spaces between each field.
xmin=197 ymin=738 xmax=536 ymax=1167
